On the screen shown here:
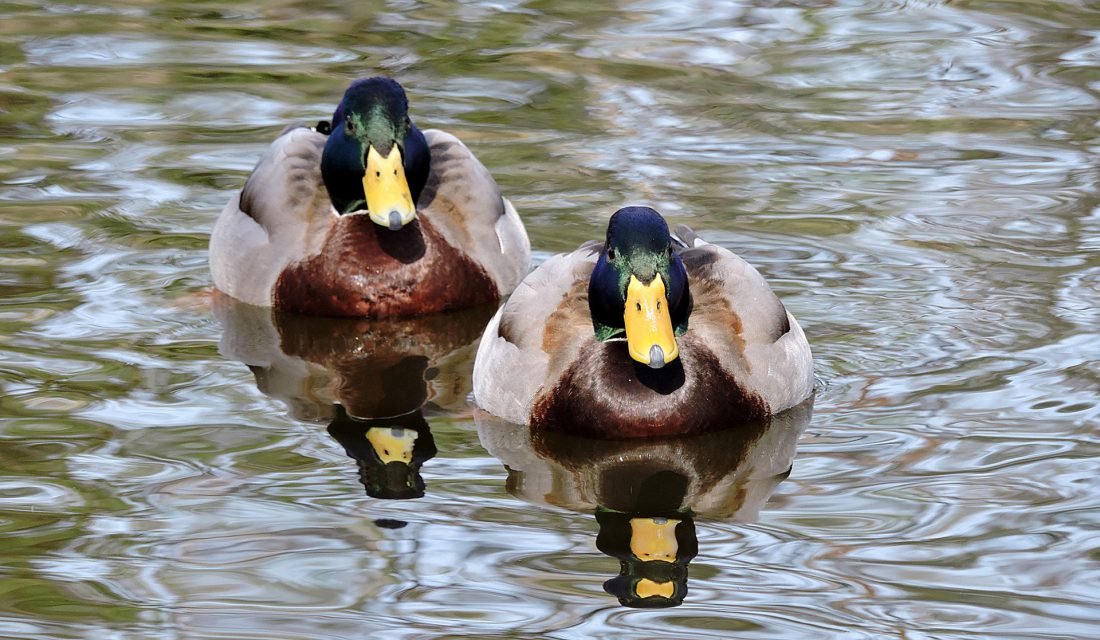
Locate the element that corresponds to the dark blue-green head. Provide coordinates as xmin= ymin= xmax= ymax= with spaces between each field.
xmin=588 ymin=206 xmax=692 ymax=369
xmin=321 ymin=77 xmax=430 ymax=229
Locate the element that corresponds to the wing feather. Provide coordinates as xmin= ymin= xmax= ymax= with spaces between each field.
xmin=472 ymin=243 xmax=599 ymax=423
xmin=210 ymin=126 xmax=335 ymax=305
xmin=677 ymin=227 xmax=814 ymax=413
xmin=419 ymin=129 xmax=531 ymax=295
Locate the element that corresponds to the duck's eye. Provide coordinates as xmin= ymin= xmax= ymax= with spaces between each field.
xmin=667 ymin=246 xmax=673 ymax=257
xmin=345 ymin=115 xmax=355 ymax=133
xmin=607 ymin=248 xmax=617 ymax=261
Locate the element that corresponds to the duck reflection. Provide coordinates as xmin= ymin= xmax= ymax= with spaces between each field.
xmin=597 ymin=510 xmax=697 ymax=607
xmin=477 ymin=399 xmax=812 ymax=607
xmin=327 ymin=406 xmax=437 ymax=499
xmin=215 ymin=292 xmax=495 ymax=499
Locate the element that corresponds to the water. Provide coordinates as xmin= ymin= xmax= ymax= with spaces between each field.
xmin=1 ymin=0 xmax=1099 ymax=637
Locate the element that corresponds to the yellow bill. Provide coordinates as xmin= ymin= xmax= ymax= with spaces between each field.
xmin=366 ymin=427 xmax=418 ymax=464
xmin=364 ymin=144 xmax=416 ymax=230
xmin=624 ymin=274 xmax=679 ymax=368
xmin=635 ymin=578 xmax=675 ymax=599
xmin=629 ymin=517 xmax=681 ymax=562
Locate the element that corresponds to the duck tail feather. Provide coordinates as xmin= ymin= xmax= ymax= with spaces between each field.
xmin=673 ymin=223 xmax=703 ymax=248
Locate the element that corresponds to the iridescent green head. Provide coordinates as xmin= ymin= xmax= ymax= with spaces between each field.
xmin=321 ymin=77 xmax=420 ymax=230
xmin=588 ymin=207 xmax=693 ymax=369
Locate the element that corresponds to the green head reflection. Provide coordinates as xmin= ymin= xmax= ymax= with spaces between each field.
xmin=596 ymin=508 xmax=698 ymax=608
xmin=327 ymin=406 xmax=437 ymax=500
xmin=476 ymin=397 xmax=814 ymax=609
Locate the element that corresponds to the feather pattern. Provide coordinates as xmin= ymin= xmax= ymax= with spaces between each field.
xmin=209 ymin=126 xmax=530 ymax=315
xmin=473 ymin=222 xmax=813 ymax=437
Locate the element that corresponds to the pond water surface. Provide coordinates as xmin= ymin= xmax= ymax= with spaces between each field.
xmin=1 ymin=0 xmax=1099 ymax=638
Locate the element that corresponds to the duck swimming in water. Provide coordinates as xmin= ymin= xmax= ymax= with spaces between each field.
xmin=473 ymin=206 xmax=813 ymax=438
xmin=209 ymin=77 xmax=530 ymax=317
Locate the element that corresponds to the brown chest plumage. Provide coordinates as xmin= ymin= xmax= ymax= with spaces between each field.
xmin=274 ymin=215 xmax=498 ymax=317
xmin=529 ymin=336 xmax=767 ymax=439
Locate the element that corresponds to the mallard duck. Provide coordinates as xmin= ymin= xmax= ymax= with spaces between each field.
xmin=472 ymin=206 xmax=813 ymax=438
xmin=209 ymin=77 xmax=530 ymax=317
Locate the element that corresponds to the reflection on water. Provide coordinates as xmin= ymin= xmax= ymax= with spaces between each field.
xmin=598 ymin=511 xmax=696 ymax=608
xmin=214 ymin=293 xmax=495 ymax=420
xmin=215 ymin=294 xmax=493 ymax=499
xmin=478 ymin=401 xmax=811 ymax=607
xmin=328 ymin=407 xmax=437 ymax=500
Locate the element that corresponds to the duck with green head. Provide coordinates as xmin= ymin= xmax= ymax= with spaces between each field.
xmin=210 ymin=76 xmax=530 ymax=317
xmin=473 ymin=206 xmax=813 ymax=438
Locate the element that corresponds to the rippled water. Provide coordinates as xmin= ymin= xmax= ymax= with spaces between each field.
xmin=2 ymin=0 xmax=1099 ymax=637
